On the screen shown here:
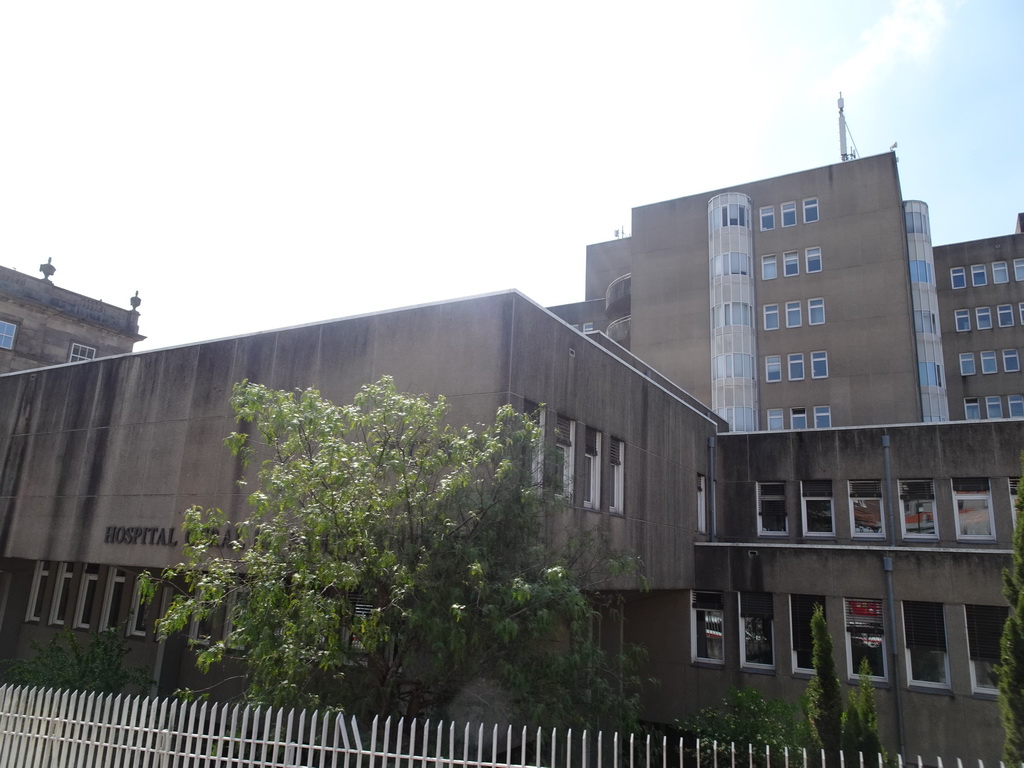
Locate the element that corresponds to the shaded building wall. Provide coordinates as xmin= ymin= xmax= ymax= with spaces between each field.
xmin=933 ymin=232 xmax=1024 ymax=420
xmin=0 ymin=290 xmax=716 ymax=700
xmin=686 ymin=421 xmax=1022 ymax=764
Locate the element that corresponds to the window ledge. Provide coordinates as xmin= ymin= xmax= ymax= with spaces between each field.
xmin=740 ymin=666 xmax=776 ymax=677
xmin=970 ymin=689 xmax=998 ymax=701
xmin=907 ymin=684 xmax=953 ymax=697
xmin=691 ymin=660 xmax=726 ymax=670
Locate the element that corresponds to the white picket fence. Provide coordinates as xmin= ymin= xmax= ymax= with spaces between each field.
xmin=0 ymin=684 xmax=1007 ymax=768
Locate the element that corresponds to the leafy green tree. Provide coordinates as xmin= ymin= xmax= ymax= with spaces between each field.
xmin=1000 ymin=457 xmax=1024 ymax=764
xmin=681 ymin=687 xmax=812 ymax=768
xmin=152 ymin=377 xmax=642 ymax=728
xmin=842 ymin=658 xmax=884 ymax=761
xmin=805 ymin=604 xmax=842 ymax=761
xmin=2 ymin=626 xmax=152 ymax=694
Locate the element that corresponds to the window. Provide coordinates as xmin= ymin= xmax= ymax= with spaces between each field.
xmin=711 ymin=252 xmax=751 ymax=277
xmin=972 ymin=264 xmax=988 ymax=287
xmin=904 ymin=601 xmax=948 ymax=687
xmin=905 ymin=209 xmax=929 ymax=235
xmin=49 ymin=562 xmax=74 ymax=625
xmin=555 ymin=416 xmax=574 ymax=502
xmin=980 ymin=350 xmax=998 ymax=374
xmin=693 ymin=591 xmax=724 ymax=663
xmin=767 ymin=409 xmax=783 ymax=431
xmin=582 ymin=322 xmax=594 ymax=332
xmin=845 ymin=598 xmax=886 ymax=680
xmin=999 ymin=304 xmax=1015 ymax=327
xmin=964 ymin=397 xmax=981 ymax=420
xmin=900 ymin=480 xmax=937 ymax=538
xmin=960 ymin=353 xmax=976 ymax=376
xmin=758 ymin=482 xmax=787 ymax=535
xmin=583 ymin=427 xmax=601 ymax=509
xmin=765 ymin=355 xmax=781 ymax=382
xmin=102 ymin=568 xmax=127 ymax=629
xmin=803 ymin=198 xmax=819 ymax=223
xmin=760 ymin=206 xmax=775 ymax=231
xmin=955 ymin=309 xmax=971 ymax=332
xmin=1010 ymin=396 xmax=1024 ymax=418
xmin=801 ymin=480 xmax=834 ymax=536
xmin=976 ymin=307 xmax=993 ymax=330
xmin=695 ymin=472 xmax=705 ymax=532
xmin=909 ymin=260 xmax=933 ymax=284
xmin=783 ymin=251 xmax=799 ymax=277
xmin=790 ymin=407 xmax=807 ymax=430
xmin=786 ymin=301 xmax=801 ymax=328
xmin=713 ymin=354 xmax=753 ymax=380
xmin=953 ymin=478 xmax=994 ymax=540
xmin=918 ymin=361 xmax=942 ymax=387
xmin=712 ymin=302 xmax=753 ymax=328
xmin=788 ymin=353 xmax=804 ymax=381
xmin=808 ymin=298 xmax=825 ymax=325
xmin=74 ymin=564 xmax=100 ymax=629
xmin=714 ymin=203 xmax=747 ymax=228
xmin=763 ymin=304 xmax=779 ymax=330
xmin=1020 ymin=302 xmax=1024 ymax=325
xmin=987 ymin=396 xmax=1003 ymax=419
xmin=811 ymin=351 xmax=828 ymax=379
xmin=26 ymin=561 xmax=51 ymax=622
xmin=610 ymin=438 xmax=624 ymax=514
xmin=740 ymin=592 xmax=775 ymax=668
xmin=129 ymin=575 xmax=152 ymax=638
xmin=814 ymin=405 xmax=831 ymax=428
xmin=1012 ymin=477 xmax=1019 ymax=526
xmin=993 ymin=261 xmax=1010 ymax=284
xmin=805 ymin=247 xmax=822 ymax=273
xmin=781 ymin=202 xmax=796 ymax=227
xmin=950 ymin=267 xmax=966 ymax=289
xmin=791 ymin=595 xmax=825 ymax=671
xmin=1005 ymin=349 xmax=1021 ymax=373
xmin=69 ymin=343 xmax=96 ymax=362
xmin=0 ymin=321 xmax=15 ymax=350
xmin=966 ymin=604 xmax=1008 ymax=692
xmin=1016 ymin=259 xmax=1024 ymax=282
xmin=762 ymin=254 xmax=777 ymax=280
xmin=849 ymin=480 xmax=884 ymax=537
xmin=914 ymin=310 xmax=938 ymax=334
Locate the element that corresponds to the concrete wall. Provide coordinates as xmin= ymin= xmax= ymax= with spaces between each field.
xmin=0 ymin=290 xmax=717 ymax=699
xmin=933 ymin=232 xmax=1024 ymax=419
xmin=584 ymin=153 xmax=923 ymax=429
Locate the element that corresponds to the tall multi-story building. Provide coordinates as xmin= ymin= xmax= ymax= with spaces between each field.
xmin=553 ymin=152 xmax=1024 ymax=431
xmin=0 ymin=261 xmax=144 ymax=373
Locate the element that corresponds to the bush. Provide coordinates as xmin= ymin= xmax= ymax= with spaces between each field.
xmin=3 ymin=626 xmax=152 ymax=694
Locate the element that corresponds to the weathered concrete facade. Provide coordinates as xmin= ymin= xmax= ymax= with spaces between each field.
xmin=0 ymin=291 xmax=718 ymax=701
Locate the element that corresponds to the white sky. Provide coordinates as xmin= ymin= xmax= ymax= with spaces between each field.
xmin=1 ymin=0 xmax=1021 ymax=351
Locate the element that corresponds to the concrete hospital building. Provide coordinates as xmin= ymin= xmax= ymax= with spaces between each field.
xmin=1 ymin=151 xmax=1022 ymax=761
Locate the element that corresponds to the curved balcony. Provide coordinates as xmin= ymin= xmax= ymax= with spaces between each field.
xmin=605 ymin=273 xmax=631 ymax=320
xmin=607 ymin=315 xmax=631 ymax=348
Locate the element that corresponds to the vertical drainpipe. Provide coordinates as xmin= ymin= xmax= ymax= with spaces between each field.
xmin=708 ymin=436 xmax=717 ymax=542
xmin=881 ymin=434 xmax=906 ymax=758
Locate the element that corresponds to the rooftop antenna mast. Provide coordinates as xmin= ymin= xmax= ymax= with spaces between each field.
xmin=838 ymin=92 xmax=858 ymax=162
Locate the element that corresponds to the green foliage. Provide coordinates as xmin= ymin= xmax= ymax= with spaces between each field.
xmin=805 ymin=604 xmax=843 ymax=760
xmin=1000 ymin=452 xmax=1024 ymax=764
xmin=681 ymin=688 xmax=812 ymax=768
xmin=154 ymin=376 xmax=643 ymax=728
xmin=2 ymin=626 xmax=152 ymax=694
xmin=842 ymin=658 xmax=884 ymax=761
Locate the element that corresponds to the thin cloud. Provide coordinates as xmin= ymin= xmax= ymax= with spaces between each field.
xmin=825 ymin=0 xmax=947 ymax=95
